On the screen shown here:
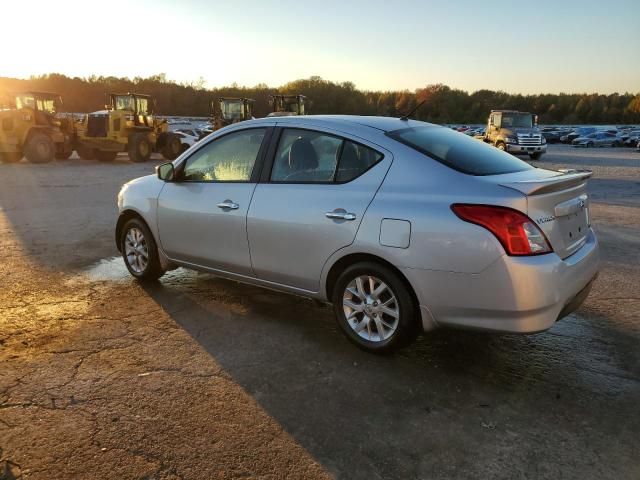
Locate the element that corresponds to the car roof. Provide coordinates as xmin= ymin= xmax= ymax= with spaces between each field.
xmin=252 ymin=115 xmax=435 ymax=132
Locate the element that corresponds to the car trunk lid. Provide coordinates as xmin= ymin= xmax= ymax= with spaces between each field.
xmin=484 ymin=169 xmax=592 ymax=259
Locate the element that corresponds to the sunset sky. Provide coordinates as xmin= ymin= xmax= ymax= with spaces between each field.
xmin=1 ymin=0 xmax=638 ymax=93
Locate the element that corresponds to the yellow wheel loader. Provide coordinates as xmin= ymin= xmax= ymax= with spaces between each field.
xmin=0 ymin=92 xmax=75 ymax=164
xmin=214 ymin=97 xmax=255 ymax=130
xmin=267 ymin=94 xmax=307 ymax=117
xmin=76 ymin=93 xmax=181 ymax=163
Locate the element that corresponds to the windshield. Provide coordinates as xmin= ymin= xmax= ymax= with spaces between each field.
xmin=387 ymin=126 xmax=534 ymax=176
xmin=501 ymin=113 xmax=533 ymax=128
xmin=220 ymin=100 xmax=244 ymax=120
xmin=113 ymin=95 xmax=135 ymax=111
xmin=15 ymin=95 xmax=57 ymax=113
xmin=275 ymin=97 xmax=303 ymax=114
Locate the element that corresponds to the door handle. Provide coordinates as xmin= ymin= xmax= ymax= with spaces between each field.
xmin=217 ymin=200 xmax=239 ymax=210
xmin=326 ymin=210 xmax=356 ymax=221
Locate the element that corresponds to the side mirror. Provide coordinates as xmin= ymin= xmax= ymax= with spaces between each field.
xmin=157 ymin=162 xmax=175 ymax=182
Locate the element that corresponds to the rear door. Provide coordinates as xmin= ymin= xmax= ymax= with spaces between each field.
xmin=247 ymin=127 xmax=391 ymax=291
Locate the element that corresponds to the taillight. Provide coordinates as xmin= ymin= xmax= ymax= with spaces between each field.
xmin=451 ymin=204 xmax=552 ymax=256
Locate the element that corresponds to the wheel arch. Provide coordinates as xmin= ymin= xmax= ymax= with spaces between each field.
xmin=325 ymin=253 xmax=418 ymax=309
xmin=115 ymin=209 xmax=149 ymax=252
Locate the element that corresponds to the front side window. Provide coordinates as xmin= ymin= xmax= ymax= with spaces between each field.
xmin=388 ymin=126 xmax=534 ymax=176
xmin=136 ymin=97 xmax=149 ymax=115
xmin=271 ymin=129 xmax=383 ymax=183
xmin=36 ymin=98 xmax=56 ymax=114
xmin=182 ymin=128 xmax=266 ymax=182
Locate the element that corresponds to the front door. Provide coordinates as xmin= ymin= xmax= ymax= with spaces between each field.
xmin=157 ymin=127 xmax=268 ymax=275
xmin=247 ymin=127 xmax=391 ymax=291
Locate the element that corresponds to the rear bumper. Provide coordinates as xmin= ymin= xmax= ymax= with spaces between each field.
xmin=506 ymin=143 xmax=547 ymax=154
xmin=403 ymin=228 xmax=599 ymax=333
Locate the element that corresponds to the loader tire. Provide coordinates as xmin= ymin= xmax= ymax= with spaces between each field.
xmin=25 ymin=132 xmax=55 ymax=163
xmin=161 ymin=133 xmax=181 ymax=160
xmin=128 ymin=133 xmax=152 ymax=163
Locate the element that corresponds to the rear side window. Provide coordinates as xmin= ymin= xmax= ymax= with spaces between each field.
xmin=387 ymin=126 xmax=534 ymax=176
xmin=270 ymin=129 xmax=383 ymax=183
xmin=336 ymin=141 xmax=383 ymax=182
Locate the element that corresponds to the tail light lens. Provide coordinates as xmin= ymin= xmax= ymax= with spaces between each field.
xmin=451 ymin=204 xmax=552 ymax=256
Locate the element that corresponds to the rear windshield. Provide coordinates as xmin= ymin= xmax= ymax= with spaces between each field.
xmin=387 ymin=126 xmax=534 ymax=176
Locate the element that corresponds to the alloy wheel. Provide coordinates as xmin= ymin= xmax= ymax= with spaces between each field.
xmin=342 ymin=275 xmax=400 ymax=342
xmin=124 ymin=227 xmax=149 ymax=273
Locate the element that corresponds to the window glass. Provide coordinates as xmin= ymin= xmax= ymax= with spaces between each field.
xmin=271 ymin=129 xmax=342 ymax=182
xmin=16 ymin=95 xmax=36 ymax=110
xmin=136 ymin=97 xmax=149 ymax=115
xmin=388 ymin=126 xmax=534 ymax=176
xmin=114 ymin=96 xmax=134 ymax=111
xmin=182 ymin=128 xmax=266 ymax=182
xmin=336 ymin=141 xmax=383 ymax=182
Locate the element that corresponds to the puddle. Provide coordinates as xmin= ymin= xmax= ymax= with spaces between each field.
xmin=79 ymin=256 xmax=189 ymax=283
xmin=82 ymin=256 xmax=131 ymax=282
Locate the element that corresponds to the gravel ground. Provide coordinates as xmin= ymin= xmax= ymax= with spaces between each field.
xmin=0 ymin=145 xmax=639 ymax=479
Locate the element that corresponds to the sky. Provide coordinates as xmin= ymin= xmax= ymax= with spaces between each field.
xmin=1 ymin=0 xmax=638 ymax=94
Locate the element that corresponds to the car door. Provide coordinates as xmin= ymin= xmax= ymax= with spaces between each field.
xmin=157 ymin=127 xmax=270 ymax=275
xmin=247 ymin=127 xmax=392 ymax=291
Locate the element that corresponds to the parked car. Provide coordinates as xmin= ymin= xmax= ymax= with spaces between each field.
xmin=116 ymin=116 xmax=599 ymax=353
xmin=623 ymin=130 xmax=640 ymax=147
xmin=176 ymin=128 xmax=203 ymax=138
xmin=541 ymin=130 xmax=562 ymax=144
xmin=572 ymin=132 xmax=620 ymax=147
xmin=562 ymin=127 xmax=597 ymax=143
xmin=174 ymin=131 xmax=199 ymax=153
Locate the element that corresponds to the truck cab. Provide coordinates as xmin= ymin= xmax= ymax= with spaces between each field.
xmin=484 ymin=110 xmax=546 ymax=160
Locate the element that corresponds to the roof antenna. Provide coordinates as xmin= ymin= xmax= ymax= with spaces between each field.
xmin=400 ymin=99 xmax=426 ymax=121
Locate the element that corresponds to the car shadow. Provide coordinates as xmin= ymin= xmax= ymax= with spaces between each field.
xmin=140 ymin=271 xmax=640 ymax=479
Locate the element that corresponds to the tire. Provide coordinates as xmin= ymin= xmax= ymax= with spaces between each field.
xmin=496 ymin=142 xmax=506 ymax=151
xmin=128 ymin=133 xmax=152 ymax=163
xmin=77 ymin=145 xmax=96 ymax=160
xmin=529 ymin=152 xmax=543 ymax=160
xmin=586 ymin=142 xmax=594 ymax=148
xmin=95 ymin=150 xmax=118 ymax=162
xmin=332 ymin=262 xmax=420 ymax=353
xmin=0 ymin=152 xmax=22 ymax=163
xmin=24 ymin=132 xmax=55 ymax=163
xmin=161 ymin=133 xmax=181 ymax=160
xmin=120 ymin=217 xmax=165 ymax=281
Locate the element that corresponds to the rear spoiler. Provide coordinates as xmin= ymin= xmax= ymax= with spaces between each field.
xmin=500 ymin=170 xmax=593 ymax=196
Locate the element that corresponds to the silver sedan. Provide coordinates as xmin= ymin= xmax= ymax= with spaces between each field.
xmin=116 ymin=116 xmax=599 ymax=353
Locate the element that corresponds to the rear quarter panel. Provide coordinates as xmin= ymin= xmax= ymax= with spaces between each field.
xmin=320 ymin=143 xmax=528 ymax=298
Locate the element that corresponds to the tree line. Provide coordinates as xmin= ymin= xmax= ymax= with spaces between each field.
xmin=1 ymin=73 xmax=639 ymax=124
